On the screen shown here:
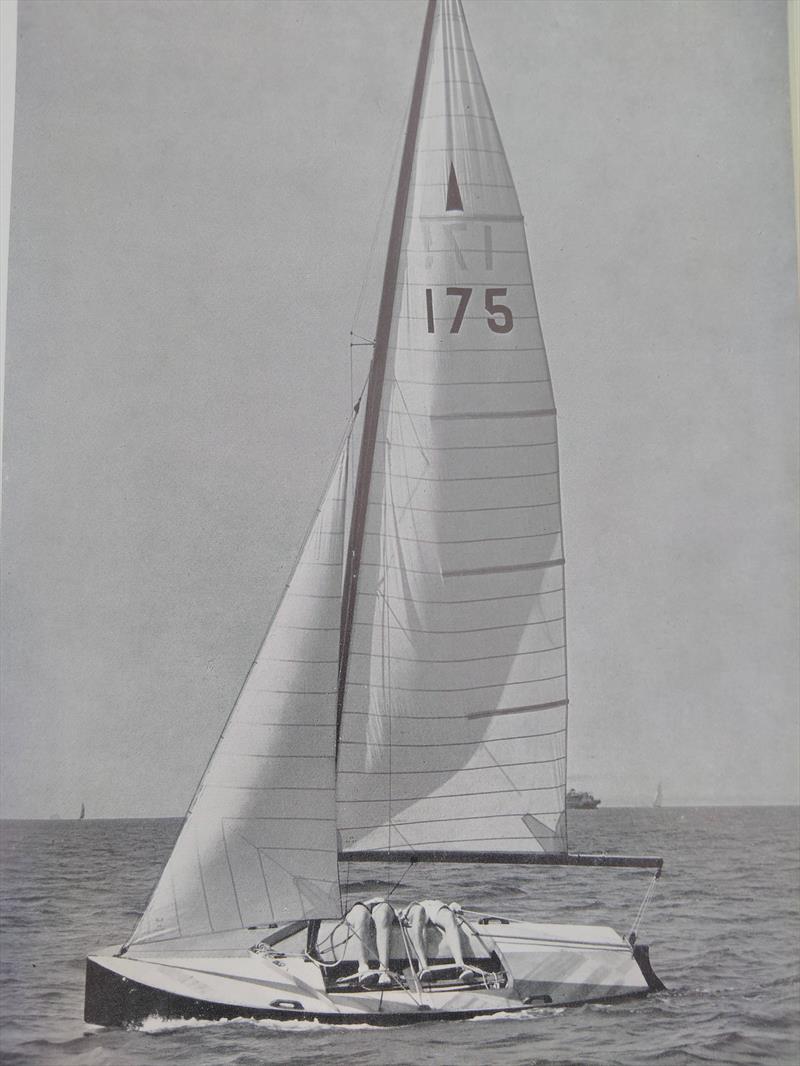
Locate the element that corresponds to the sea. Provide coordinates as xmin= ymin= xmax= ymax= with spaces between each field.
xmin=1 ymin=807 xmax=798 ymax=1066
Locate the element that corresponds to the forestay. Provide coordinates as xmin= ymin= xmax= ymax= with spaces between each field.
xmin=128 ymin=450 xmax=349 ymax=948
xmin=336 ymin=0 xmax=568 ymax=855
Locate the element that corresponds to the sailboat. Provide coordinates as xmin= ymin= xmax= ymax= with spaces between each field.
xmin=79 ymin=803 xmax=85 ymax=820
xmin=653 ymin=783 xmax=664 ymax=808
xmin=84 ymin=0 xmax=665 ymax=1028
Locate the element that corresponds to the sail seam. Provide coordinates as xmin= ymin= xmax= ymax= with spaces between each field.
xmin=362 ymin=530 xmax=560 ymax=545
xmin=419 ymin=144 xmax=505 ymax=152
xmin=375 ymin=439 xmax=556 ymax=451
xmin=206 ymin=784 xmax=336 ymax=791
xmin=242 ymin=688 xmax=337 ymax=695
xmin=414 ymin=180 xmax=514 ymax=189
xmin=354 ymin=593 xmax=562 ymax=608
xmin=402 ymin=281 xmax=533 ymax=289
xmin=287 ymin=593 xmax=340 ymax=599
xmin=365 ymin=501 xmax=559 ymax=514
xmin=345 ymin=811 xmax=563 ymax=830
xmin=338 ymin=748 xmax=566 ymax=775
xmin=349 ymin=832 xmax=563 ymax=847
xmin=213 ymin=816 xmax=337 ymax=822
xmin=350 ymin=616 xmax=564 ymax=634
xmin=340 ymin=725 xmax=565 ymax=747
xmin=339 ymin=712 xmax=564 ymax=725
xmin=348 ymin=646 xmax=564 ymax=666
xmin=414 ymin=212 xmax=523 ymax=222
xmin=424 ymin=113 xmax=494 ymax=121
xmin=427 ymin=410 xmax=555 ymax=421
xmin=390 ymin=345 xmax=544 ymax=353
xmin=389 ymin=378 xmax=548 ymax=386
xmin=354 ymin=561 xmax=559 ymax=576
xmin=252 ymin=659 xmax=338 ymax=666
xmin=406 ymin=247 xmax=530 ymax=255
xmin=369 ymin=470 xmax=558 ymax=481
xmin=222 ymin=752 xmax=336 ymax=760
xmin=340 ymin=783 xmax=563 ymax=803
xmin=227 ymin=715 xmax=336 ymax=722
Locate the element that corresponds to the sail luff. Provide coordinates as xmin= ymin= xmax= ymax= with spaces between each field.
xmin=534 ymin=215 xmax=571 ymax=855
xmin=335 ymin=0 xmax=438 ymax=761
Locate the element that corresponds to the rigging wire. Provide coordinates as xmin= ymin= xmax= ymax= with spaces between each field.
xmin=627 ymin=871 xmax=660 ymax=942
xmin=350 ymin=98 xmax=409 ymax=350
xmin=385 ymin=861 xmax=415 ymax=900
xmin=347 ymin=99 xmax=408 ymax=412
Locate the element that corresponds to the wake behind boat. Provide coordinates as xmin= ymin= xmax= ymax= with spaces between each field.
xmin=85 ymin=0 xmax=664 ymax=1028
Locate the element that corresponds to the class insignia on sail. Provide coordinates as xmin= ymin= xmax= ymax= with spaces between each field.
xmin=84 ymin=0 xmax=665 ymax=1029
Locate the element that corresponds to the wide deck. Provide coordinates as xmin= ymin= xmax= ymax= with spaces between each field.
xmin=85 ymin=914 xmax=663 ymax=1028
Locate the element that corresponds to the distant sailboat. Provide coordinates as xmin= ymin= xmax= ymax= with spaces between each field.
xmin=84 ymin=0 xmax=665 ymax=1028
xmin=79 ymin=803 xmax=86 ymax=820
xmin=653 ymin=783 xmax=663 ymax=808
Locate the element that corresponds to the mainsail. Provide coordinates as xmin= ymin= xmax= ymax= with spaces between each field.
xmin=336 ymin=0 xmax=567 ymax=855
xmin=127 ymin=0 xmax=570 ymax=952
xmin=129 ymin=449 xmax=349 ymax=947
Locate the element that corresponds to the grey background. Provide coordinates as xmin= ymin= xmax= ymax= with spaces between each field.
xmin=2 ymin=0 xmax=797 ymax=818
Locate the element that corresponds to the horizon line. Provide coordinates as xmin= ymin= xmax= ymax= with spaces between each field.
xmin=3 ymin=800 xmax=799 ymax=822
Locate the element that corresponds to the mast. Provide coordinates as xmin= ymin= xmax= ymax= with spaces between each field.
xmin=335 ymin=0 xmax=437 ymax=756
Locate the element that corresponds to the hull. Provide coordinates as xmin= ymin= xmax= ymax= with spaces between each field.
xmin=85 ymin=916 xmax=664 ymax=1029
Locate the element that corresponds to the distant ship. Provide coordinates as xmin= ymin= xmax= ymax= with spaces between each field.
xmin=566 ymin=788 xmax=601 ymax=810
xmin=653 ymin=783 xmax=663 ymax=808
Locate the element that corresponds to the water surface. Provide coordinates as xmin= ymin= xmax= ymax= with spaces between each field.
xmin=1 ymin=807 xmax=797 ymax=1065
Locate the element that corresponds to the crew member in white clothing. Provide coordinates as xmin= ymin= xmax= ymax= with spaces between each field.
xmin=402 ymin=899 xmax=482 ymax=982
xmin=342 ymin=899 xmax=396 ymax=987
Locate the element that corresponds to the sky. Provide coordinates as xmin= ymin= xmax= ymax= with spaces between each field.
xmin=1 ymin=0 xmax=797 ymax=818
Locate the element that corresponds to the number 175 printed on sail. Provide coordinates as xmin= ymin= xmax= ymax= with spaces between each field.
xmin=424 ymin=286 xmax=514 ymax=333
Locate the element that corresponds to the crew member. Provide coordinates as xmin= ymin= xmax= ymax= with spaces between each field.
xmin=402 ymin=899 xmax=482 ymax=982
xmin=342 ymin=899 xmax=396 ymax=987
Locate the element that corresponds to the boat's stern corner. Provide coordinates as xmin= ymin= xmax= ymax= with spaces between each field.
xmin=632 ymin=942 xmax=666 ymax=992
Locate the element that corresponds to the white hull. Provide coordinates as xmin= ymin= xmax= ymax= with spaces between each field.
xmin=85 ymin=914 xmax=663 ymax=1028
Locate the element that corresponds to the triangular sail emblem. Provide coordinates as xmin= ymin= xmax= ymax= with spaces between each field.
xmin=446 ymin=162 xmax=464 ymax=211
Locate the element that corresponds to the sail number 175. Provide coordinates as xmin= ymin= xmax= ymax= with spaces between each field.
xmin=425 ymin=287 xmax=513 ymax=334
